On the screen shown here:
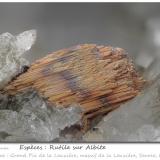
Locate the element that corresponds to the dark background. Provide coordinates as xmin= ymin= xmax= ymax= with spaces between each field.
xmin=0 ymin=3 xmax=159 ymax=68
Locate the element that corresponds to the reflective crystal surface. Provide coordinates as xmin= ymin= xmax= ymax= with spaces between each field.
xmin=0 ymin=30 xmax=36 ymax=89
xmin=0 ymin=90 xmax=82 ymax=142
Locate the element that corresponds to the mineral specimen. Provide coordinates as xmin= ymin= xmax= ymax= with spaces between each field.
xmin=83 ymin=76 xmax=160 ymax=142
xmin=5 ymin=44 xmax=144 ymax=130
xmin=0 ymin=30 xmax=82 ymax=142
xmin=0 ymin=90 xmax=81 ymax=142
xmin=0 ymin=30 xmax=36 ymax=89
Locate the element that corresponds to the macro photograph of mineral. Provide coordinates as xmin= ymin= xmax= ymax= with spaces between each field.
xmin=0 ymin=3 xmax=160 ymax=142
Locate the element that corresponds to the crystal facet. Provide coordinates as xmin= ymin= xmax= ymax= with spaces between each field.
xmin=0 ymin=90 xmax=82 ymax=142
xmin=0 ymin=30 xmax=36 ymax=89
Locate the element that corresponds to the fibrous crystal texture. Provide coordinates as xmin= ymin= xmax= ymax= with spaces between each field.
xmin=0 ymin=30 xmax=82 ymax=142
xmin=5 ymin=44 xmax=144 ymax=130
xmin=0 ymin=30 xmax=145 ymax=141
xmin=83 ymin=75 xmax=160 ymax=142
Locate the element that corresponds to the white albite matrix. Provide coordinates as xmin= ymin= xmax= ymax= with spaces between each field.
xmin=0 ymin=90 xmax=82 ymax=142
xmin=0 ymin=30 xmax=36 ymax=89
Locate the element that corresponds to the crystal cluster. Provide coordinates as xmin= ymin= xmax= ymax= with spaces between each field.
xmin=5 ymin=44 xmax=144 ymax=131
xmin=0 ymin=29 xmax=159 ymax=142
xmin=0 ymin=90 xmax=82 ymax=142
xmin=0 ymin=30 xmax=82 ymax=142
xmin=0 ymin=30 xmax=36 ymax=89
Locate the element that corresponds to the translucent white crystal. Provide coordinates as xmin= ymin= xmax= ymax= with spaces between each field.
xmin=0 ymin=90 xmax=82 ymax=142
xmin=0 ymin=30 xmax=36 ymax=89
xmin=83 ymin=78 xmax=160 ymax=142
xmin=143 ymin=58 xmax=160 ymax=81
xmin=15 ymin=30 xmax=36 ymax=55
xmin=147 ymin=18 xmax=160 ymax=49
xmin=135 ymin=51 xmax=154 ymax=69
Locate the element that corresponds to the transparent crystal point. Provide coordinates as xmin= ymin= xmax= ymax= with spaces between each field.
xmin=15 ymin=30 xmax=37 ymax=56
xmin=0 ymin=30 xmax=36 ymax=89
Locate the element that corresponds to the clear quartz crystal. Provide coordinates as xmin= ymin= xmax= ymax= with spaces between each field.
xmin=0 ymin=90 xmax=82 ymax=142
xmin=0 ymin=30 xmax=36 ymax=89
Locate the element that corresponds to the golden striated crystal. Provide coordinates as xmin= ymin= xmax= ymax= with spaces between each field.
xmin=5 ymin=44 xmax=145 ymax=131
